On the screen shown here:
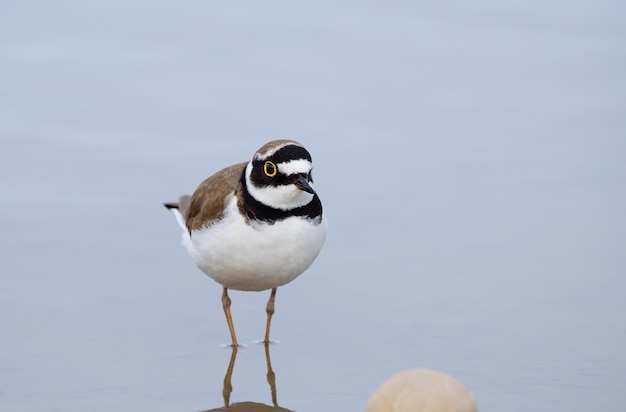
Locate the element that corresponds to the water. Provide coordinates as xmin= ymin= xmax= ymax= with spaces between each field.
xmin=1 ymin=1 xmax=625 ymax=411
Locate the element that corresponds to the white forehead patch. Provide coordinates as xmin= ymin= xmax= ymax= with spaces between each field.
xmin=278 ymin=159 xmax=312 ymax=176
xmin=255 ymin=142 xmax=302 ymax=160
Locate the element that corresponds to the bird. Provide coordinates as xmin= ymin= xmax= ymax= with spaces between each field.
xmin=365 ymin=369 xmax=477 ymax=412
xmin=164 ymin=140 xmax=327 ymax=346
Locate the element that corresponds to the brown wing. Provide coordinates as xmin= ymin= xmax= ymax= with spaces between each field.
xmin=185 ymin=162 xmax=247 ymax=233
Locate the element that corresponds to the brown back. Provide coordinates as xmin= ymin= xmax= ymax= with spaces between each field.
xmin=185 ymin=162 xmax=247 ymax=233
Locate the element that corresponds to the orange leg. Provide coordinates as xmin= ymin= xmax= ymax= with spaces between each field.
xmin=264 ymin=288 xmax=277 ymax=343
xmin=222 ymin=288 xmax=239 ymax=347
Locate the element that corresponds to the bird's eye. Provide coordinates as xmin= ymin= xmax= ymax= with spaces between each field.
xmin=264 ymin=161 xmax=277 ymax=177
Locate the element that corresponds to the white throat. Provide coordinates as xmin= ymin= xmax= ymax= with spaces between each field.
xmin=245 ymin=162 xmax=315 ymax=210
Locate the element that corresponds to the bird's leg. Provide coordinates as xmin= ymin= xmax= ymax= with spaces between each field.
xmin=263 ymin=288 xmax=277 ymax=343
xmin=222 ymin=287 xmax=239 ymax=347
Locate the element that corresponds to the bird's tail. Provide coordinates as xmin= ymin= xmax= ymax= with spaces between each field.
xmin=164 ymin=195 xmax=191 ymax=232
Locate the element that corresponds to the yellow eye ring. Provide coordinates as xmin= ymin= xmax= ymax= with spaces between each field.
xmin=264 ymin=161 xmax=277 ymax=177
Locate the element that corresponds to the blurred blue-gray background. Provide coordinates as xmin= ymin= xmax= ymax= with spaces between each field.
xmin=1 ymin=1 xmax=625 ymax=411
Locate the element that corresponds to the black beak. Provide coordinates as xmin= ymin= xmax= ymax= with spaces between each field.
xmin=295 ymin=176 xmax=315 ymax=194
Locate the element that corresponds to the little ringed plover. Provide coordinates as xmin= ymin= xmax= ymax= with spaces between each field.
xmin=164 ymin=140 xmax=327 ymax=346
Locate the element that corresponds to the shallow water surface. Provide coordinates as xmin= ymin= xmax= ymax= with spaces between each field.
xmin=1 ymin=1 xmax=625 ymax=411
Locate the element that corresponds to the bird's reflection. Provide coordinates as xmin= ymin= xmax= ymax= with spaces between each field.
xmin=200 ymin=343 xmax=293 ymax=412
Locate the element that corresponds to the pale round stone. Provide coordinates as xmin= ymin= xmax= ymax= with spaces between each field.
xmin=366 ymin=369 xmax=477 ymax=412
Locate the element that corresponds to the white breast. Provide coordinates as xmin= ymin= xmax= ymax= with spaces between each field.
xmin=181 ymin=196 xmax=327 ymax=291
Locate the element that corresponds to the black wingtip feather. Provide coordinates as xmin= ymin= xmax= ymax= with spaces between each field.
xmin=163 ymin=202 xmax=179 ymax=210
